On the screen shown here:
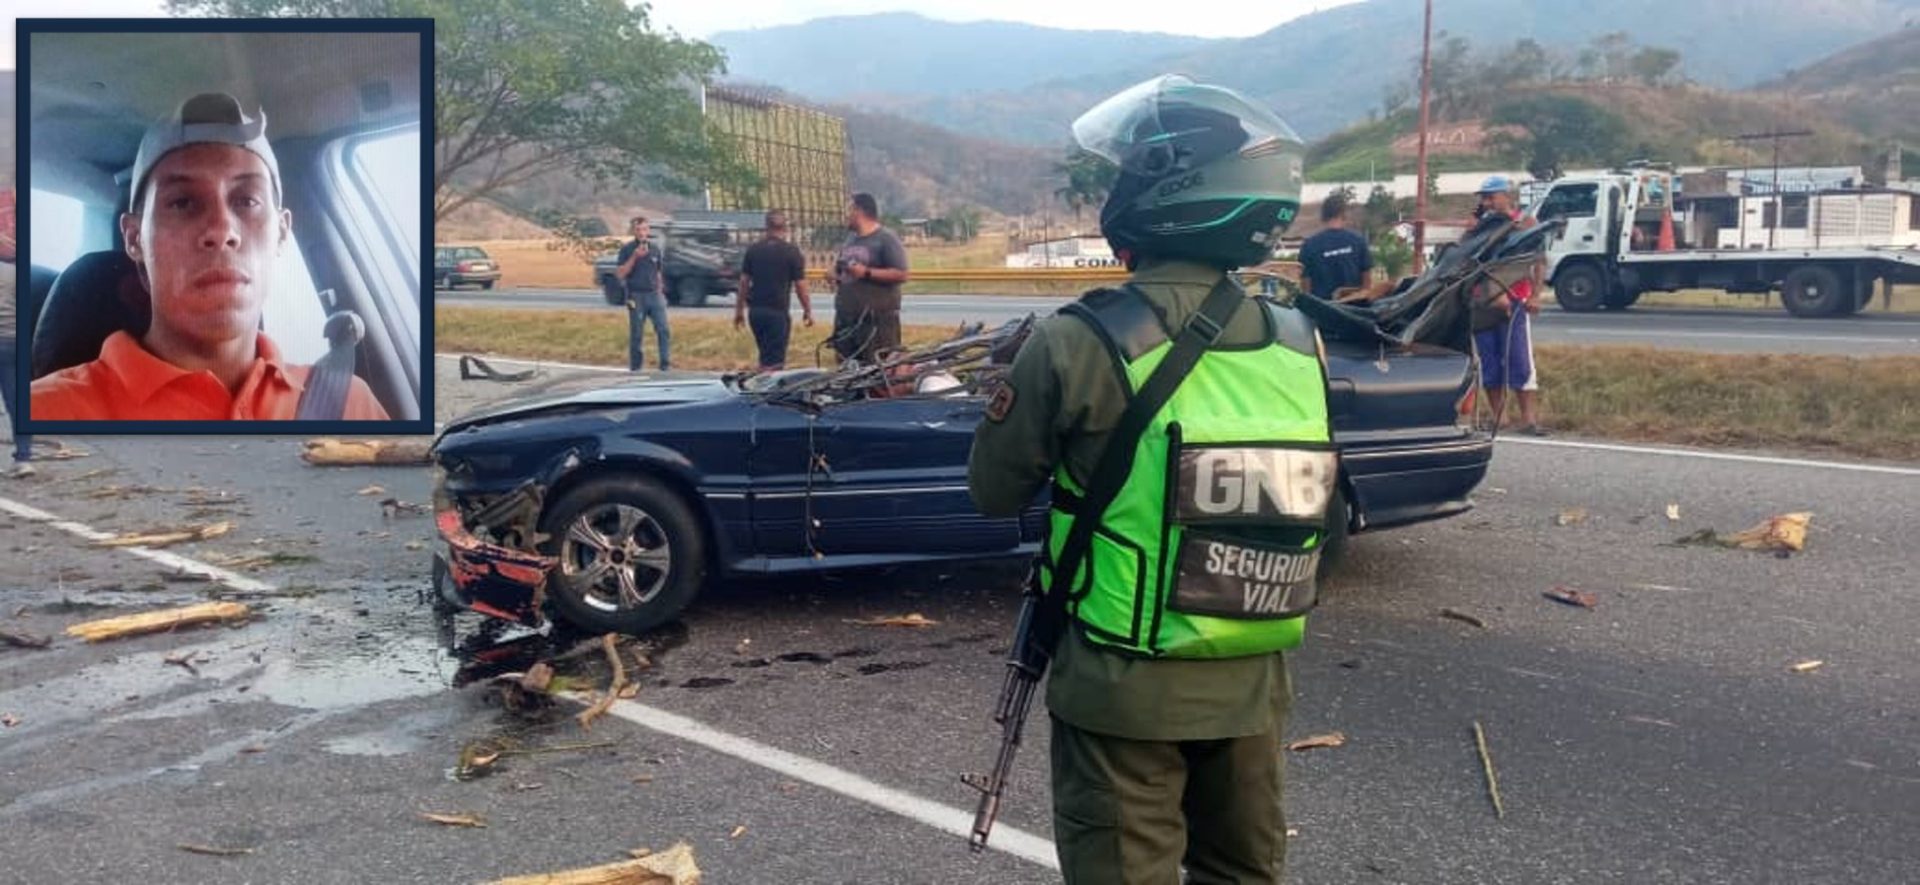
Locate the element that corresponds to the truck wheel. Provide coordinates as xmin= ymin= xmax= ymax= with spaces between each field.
xmin=673 ymin=275 xmax=707 ymax=308
xmin=1781 ymin=265 xmax=1845 ymax=318
xmin=539 ymin=475 xmax=708 ymax=636
xmin=602 ymin=279 xmax=624 ymax=306
xmin=1554 ymin=264 xmax=1608 ymax=312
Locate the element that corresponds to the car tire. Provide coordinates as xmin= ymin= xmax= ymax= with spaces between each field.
xmin=602 ymin=279 xmax=625 ymax=306
xmin=1553 ymin=263 xmax=1607 ymax=312
xmin=480 ymin=280 xmax=495 ymax=290
xmin=674 ymin=275 xmax=706 ymax=308
xmin=1781 ymin=265 xmax=1845 ymax=318
xmin=1317 ymin=482 xmax=1351 ymax=584
xmin=538 ymin=475 xmax=707 ymax=635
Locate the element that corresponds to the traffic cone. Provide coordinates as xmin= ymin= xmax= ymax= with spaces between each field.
xmin=1657 ymin=205 xmax=1675 ymax=251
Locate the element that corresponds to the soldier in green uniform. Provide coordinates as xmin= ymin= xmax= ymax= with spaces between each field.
xmin=968 ymin=75 xmax=1330 ymax=884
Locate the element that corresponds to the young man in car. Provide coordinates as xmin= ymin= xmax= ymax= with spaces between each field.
xmin=30 ymin=92 xmax=388 ymax=421
xmin=1467 ymin=174 xmax=1547 ymax=436
xmin=616 ymin=215 xmax=670 ymax=372
xmin=826 ymin=193 xmax=910 ymax=364
xmin=734 ymin=210 xmax=813 ymax=371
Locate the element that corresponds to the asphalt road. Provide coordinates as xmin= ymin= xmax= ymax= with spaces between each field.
xmin=438 ymin=288 xmax=1920 ymax=356
xmin=3 ymin=370 xmax=1918 ymax=883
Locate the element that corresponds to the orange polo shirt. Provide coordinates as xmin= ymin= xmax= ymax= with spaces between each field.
xmin=30 ymin=330 xmax=390 ymax=421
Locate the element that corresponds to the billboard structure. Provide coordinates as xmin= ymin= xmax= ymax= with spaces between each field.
xmin=703 ymin=85 xmax=850 ymax=253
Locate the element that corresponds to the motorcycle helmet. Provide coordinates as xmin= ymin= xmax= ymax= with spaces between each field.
xmin=1073 ymin=74 xmax=1306 ymax=269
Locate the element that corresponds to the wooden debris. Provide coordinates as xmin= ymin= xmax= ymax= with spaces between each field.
xmin=1726 ymin=512 xmax=1811 ymax=553
xmin=1665 ymin=503 xmax=1682 ymax=522
xmin=356 ymin=485 xmax=388 ymax=496
xmin=0 ymin=627 xmax=53 ymax=649
xmin=381 ymin=497 xmax=430 ymax=518
xmin=1791 ymin=660 xmax=1825 ymax=673
xmin=420 ymin=811 xmax=487 ymax=828
xmin=94 ymin=521 xmax=234 ymax=549
xmin=728 ymin=825 xmax=747 ymax=840
xmin=65 ymin=602 xmax=252 ymax=643
xmin=1439 ymin=608 xmax=1487 ymax=629
xmin=178 ymin=843 xmax=253 ymax=857
xmin=300 ymin=438 xmax=433 ymax=466
xmin=455 ymin=743 xmax=503 ymax=781
xmin=1553 ymin=508 xmax=1588 ymax=527
xmin=36 ymin=442 xmax=90 ymax=461
xmin=522 ymin=662 xmax=555 ymax=693
xmin=846 ymin=613 xmax=939 ymax=628
xmin=1543 ymin=586 xmax=1598 ymax=610
xmin=577 ymin=634 xmax=629 ymax=731
xmin=2 ymin=713 xmax=21 ymax=728
xmin=1286 ymin=732 xmax=1347 ymax=752
xmin=164 ymin=651 xmax=202 ymax=676
xmin=484 ymin=841 xmax=701 ymax=885
xmin=1472 ymin=721 xmax=1505 ymax=819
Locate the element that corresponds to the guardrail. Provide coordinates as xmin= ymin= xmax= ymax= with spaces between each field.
xmin=801 ymin=262 xmax=1304 ymax=286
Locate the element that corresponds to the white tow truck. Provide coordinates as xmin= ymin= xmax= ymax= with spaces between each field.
xmin=1524 ymin=167 xmax=1920 ymax=317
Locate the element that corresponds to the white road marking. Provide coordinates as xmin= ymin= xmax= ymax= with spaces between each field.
xmin=603 ymin=698 xmax=1061 ymax=870
xmin=1497 ymin=437 xmax=1920 ymax=477
xmin=0 ymin=496 xmax=275 ymax=593
xmin=0 ymin=489 xmax=1056 ymax=868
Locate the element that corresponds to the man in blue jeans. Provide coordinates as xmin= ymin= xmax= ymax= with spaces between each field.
xmin=616 ymin=215 xmax=670 ymax=372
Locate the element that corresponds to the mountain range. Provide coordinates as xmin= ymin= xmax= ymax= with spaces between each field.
xmin=712 ymin=1 xmax=1920 ymax=144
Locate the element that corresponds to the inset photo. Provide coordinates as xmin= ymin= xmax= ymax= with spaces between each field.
xmin=17 ymin=20 xmax=430 ymax=432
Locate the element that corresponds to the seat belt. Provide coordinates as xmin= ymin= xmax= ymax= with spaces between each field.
xmin=295 ymin=298 xmax=366 ymax=420
xmin=1025 ymin=277 xmax=1246 ymax=654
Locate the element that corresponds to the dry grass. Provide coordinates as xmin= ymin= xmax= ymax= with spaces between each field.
xmin=440 ymin=307 xmax=1920 ymax=462
xmin=1533 ymin=345 xmax=1920 ymax=461
xmin=436 ymin=307 xmax=962 ymax=373
xmin=1620 ymin=286 xmax=1920 ymax=314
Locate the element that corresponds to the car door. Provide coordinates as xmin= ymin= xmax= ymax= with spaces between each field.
xmin=808 ymin=394 xmax=1022 ymax=556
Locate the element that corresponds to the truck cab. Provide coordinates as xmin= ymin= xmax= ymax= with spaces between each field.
xmin=1527 ymin=169 xmax=1673 ymax=311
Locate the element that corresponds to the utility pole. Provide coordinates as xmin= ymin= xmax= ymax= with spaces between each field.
xmin=1730 ymin=129 xmax=1812 ymax=249
xmin=1412 ymin=0 xmax=1434 ymax=273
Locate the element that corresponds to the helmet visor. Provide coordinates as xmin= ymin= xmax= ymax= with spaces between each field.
xmin=1071 ymin=74 xmax=1303 ymax=175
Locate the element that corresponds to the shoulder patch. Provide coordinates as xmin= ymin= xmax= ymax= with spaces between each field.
xmin=985 ymin=382 xmax=1017 ymax=422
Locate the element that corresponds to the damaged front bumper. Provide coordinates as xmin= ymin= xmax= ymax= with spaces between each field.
xmin=432 ymin=507 xmax=557 ymax=628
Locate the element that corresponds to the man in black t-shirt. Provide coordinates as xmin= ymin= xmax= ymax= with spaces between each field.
xmin=1298 ymin=194 xmax=1372 ymax=300
xmin=735 ymin=210 xmax=814 ymax=371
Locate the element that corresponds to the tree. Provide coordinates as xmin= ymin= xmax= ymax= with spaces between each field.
xmin=1489 ymin=95 xmax=1629 ymax=180
xmin=166 ymin=0 xmax=757 ymax=224
xmin=1370 ymin=231 xmax=1415 ymax=280
xmin=1629 ymin=47 xmax=1683 ymax=85
xmin=1593 ymin=31 xmax=1633 ymax=81
xmin=1053 ymin=147 xmax=1118 ymax=220
xmin=944 ymin=204 xmax=982 ymax=242
xmin=1361 ymin=185 xmax=1400 ymax=242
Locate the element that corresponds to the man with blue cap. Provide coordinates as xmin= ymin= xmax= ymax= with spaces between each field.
xmin=1469 ymin=173 xmax=1547 ymax=435
xmin=32 ymin=92 xmax=388 ymax=420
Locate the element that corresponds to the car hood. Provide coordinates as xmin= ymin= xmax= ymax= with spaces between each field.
xmin=439 ymin=376 xmax=733 ymax=436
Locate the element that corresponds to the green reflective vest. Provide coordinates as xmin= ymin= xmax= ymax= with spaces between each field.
xmin=1042 ymin=290 xmax=1334 ymax=659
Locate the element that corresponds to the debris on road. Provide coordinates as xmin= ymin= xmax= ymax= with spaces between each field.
xmin=300 ymin=438 xmax=433 ymax=466
xmin=1439 ymin=608 xmax=1488 ymax=629
xmin=65 ymin=602 xmax=253 ymax=643
xmin=1286 ymin=733 xmax=1347 ymax=752
xmin=420 ymin=811 xmax=488 ymax=829
xmin=729 ymin=825 xmax=747 ymax=839
xmin=1472 ymin=721 xmax=1505 ymax=819
xmin=1625 ymin=716 xmax=1677 ymax=729
xmin=522 ymin=662 xmax=555 ymax=693
xmin=94 ymin=521 xmax=234 ymax=549
xmin=204 ymin=551 xmax=319 ymax=572
xmin=164 ymin=651 xmax=202 ymax=676
xmin=846 ymin=613 xmax=939 ymax=628
xmin=1553 ymin=508 xmax=1589 ymax=527
xmin=1791 ymin=660 xmax=1825 ymax=673
xmin=382 ymin=497 xmax=430 ymax=518
xmin=2 ymin=713 xmax=21 ymax=728
xmin=1543 ymin=586 xmax=1598 ymax=610
xmin=177 ymin=843 xmax=253 ymax=857
xmin=1672 ymin=512 xmax=1811 ymax=554
xmin=0 ymin=627 xmax=53 ymax=649
xmin=405 ymin=540 xmax=428 ymax=551
xmin=35 ymin=441 xmax=91 ymax=461
xmin=484 ymin=841 xmax=700 ymax=885
xmin=577 ymin=633 xmax=629 ymax=731
xmin=1666 ymin=503 xmax=1682 ymax=522
xmin=455 ymin=743 xmax=504 ymax=781
xmin=357 ymin=485 xmax=388 ymax=497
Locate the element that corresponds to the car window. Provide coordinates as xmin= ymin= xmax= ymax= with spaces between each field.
xmin=29 ymin=188 xmax=88 ymax=269
xmin=341 ymin=126 xmax=423 ymax=349
xmin=456 ymin=247 xmax=487 ymax=260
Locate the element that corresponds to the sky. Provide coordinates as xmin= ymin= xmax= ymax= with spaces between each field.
xmin=5 ymin=0 xmax=1364 ymax=67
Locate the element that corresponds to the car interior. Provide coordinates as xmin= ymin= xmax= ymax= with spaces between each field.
xmin=23 ymin=31 xmax=424 ymax=420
